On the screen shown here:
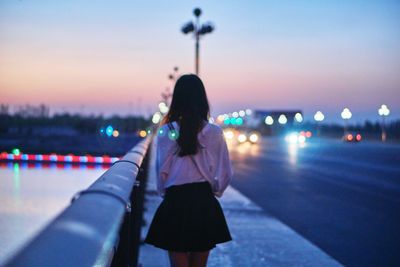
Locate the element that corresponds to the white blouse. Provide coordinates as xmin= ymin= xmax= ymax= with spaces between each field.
xmin=155 ymin=121 xmax=233 ymax=198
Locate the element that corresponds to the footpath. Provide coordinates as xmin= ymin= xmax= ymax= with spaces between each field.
xmin=138 ymin=143 xmax=343 ymax=267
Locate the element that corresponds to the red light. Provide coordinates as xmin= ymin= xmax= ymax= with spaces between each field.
xmin=56 ymin=163 xmax=65 ymax=169
xmin=27 ymin=163 xmax=36 ymax=168
xmin=102 ymin=156 xmax=111 ymax=164
xmin=347 ymin=134 xmax=353 ymax=141
xmin=356 ymin=134 xmax=362 ymax=141
xmin=86 ymin=155 xmax=95 ymax=164
xmin=0 ymin=152 xmax=7 ymax=160
xmin=71 ymin=155 xmax=80 ymax=163
xmin=300 ymin=131 xmax=305 ymax=136
xmin=306 ymin=131 xmax=312 ymax=138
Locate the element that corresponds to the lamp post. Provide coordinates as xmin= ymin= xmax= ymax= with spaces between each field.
xmin=168 ymin=66 xmax=179 ymax=82
xmin=181 ymin=8 xmax=214 ymax=75
xmin=314 ymin=111 xmax=324 ymax=136
xmin=162 ymin=67 xmax=179 ymax=106
xmin=341 ymin=108 xmax=352 ymax=135
xmin=378 ymin=104 xmax=390 ymax=142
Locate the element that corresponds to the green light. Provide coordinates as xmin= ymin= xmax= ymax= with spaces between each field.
xmin=223 ymin=119 xmax=230 ymax=125
xmin=12 ymin=148 xmax=20 ymax=156
xmin=158 ymin=128 xmax=165 ymax=136
xmin=168 ymin=129 xmax=179 ymax=140
xmin=236 ymin=117 xmax=243 ymax=125
xmin=230 ymin=118 xmax=236 ymax=125
xmin=13 ymin=163 xmax=20 ymax=198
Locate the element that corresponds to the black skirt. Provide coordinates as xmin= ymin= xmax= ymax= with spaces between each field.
xmin=144 ymin=181 xmax=232 ymax=252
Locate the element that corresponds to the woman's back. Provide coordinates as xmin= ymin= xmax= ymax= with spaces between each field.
xmin=156 ymin=121 xmax=232 ymax=197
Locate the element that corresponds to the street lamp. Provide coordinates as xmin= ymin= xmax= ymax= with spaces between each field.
xmin=162 ymin=66 xmax=179 ymax=106
xmin=314 ymin=111 xmax=324 ymax=136
xmin=378 ymin=104 xmax=390 ymax=142
xmin=265 ymin=116 xmax=274 ymax=125
xmin=341 ymin=108 xmax=352 ymax=134
xmin=278 ymin=114 xmax=287 ymax=125
xmin=181 ymin=8 xmax=214 ymax=75
xmin=168 ymin=66 xmax=179 ymax=82
xmin=294 ymin=112 xmax=303 ymax=123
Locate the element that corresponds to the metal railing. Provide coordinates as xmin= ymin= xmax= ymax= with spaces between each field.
xmin=4 ymin=137 xmax=152 ymax=267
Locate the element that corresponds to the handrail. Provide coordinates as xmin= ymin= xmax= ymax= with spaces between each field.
xmin=4 ymin=136 xmax=152 ymax=267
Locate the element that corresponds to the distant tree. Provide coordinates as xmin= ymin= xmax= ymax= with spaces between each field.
xmin=0 ymin=104 xmax=9 ymax=115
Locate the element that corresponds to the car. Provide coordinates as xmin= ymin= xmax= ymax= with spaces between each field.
xmin=343 ymin=132 xmax=362 ymax=142
xmin=285 ymin=132 xmax=307 ymax=144
xmin=223 ymin=128 xmax=260 ymax=144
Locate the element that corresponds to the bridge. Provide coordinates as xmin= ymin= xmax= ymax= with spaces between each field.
xmin=2 ymin=133 xmax=400 ymax=267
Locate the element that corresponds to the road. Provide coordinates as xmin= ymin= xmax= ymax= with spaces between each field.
xmin=229 ymin=137 xmax=400 ymax=267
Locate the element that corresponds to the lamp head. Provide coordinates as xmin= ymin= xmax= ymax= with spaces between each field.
xmin=193 ymin=8 xmax=202 ymax=17
xmin=181 ymin=22 xmax=195 ymax=34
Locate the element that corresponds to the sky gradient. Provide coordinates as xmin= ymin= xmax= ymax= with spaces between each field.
xmin=1 ymin=0 xmax=399 ymax=123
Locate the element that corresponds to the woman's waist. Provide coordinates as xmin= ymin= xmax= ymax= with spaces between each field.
xmin=165 ymin=180 xmax=212 ymax=195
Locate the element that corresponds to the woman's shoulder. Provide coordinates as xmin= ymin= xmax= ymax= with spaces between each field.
xmin=156 ymin=123 xmax=177 ymax=143
xmin=201 ymin=122 xmax=224 ymax=138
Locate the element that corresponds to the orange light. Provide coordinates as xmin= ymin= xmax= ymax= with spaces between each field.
xmin=139 ymin=130 xmax=147 ymax=138
xmin=306 ymin=131 xmax=312 ymax=138
xmin=347 ymin=134 xmax=353 ymax=141
xmin=356 ymin=134 xmax=362 ymax=141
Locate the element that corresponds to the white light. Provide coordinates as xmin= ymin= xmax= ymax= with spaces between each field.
xmin=232 ymin=112 xmax=239 ymax=118
xmin=341 ymin=108 xmax=352 ymax=120
xmin=378 ymin=104 xmax=390 ymax=116
xmin=224 ymin=130 xmax=234 ymax=140
xmin=152 ymin=112 xmax=162 ymax=124
xmin=298 ymin=135 xmax=306 ymax=143
xmin=249 ymin=133 xmax=259 ymax=143
xmin=278 ymin=114 xmax=287 ymax=124
xmin=208 ymin=117 xmax=215 ymax=123
xmin=294 ymin=113 xmax=303 ymax=123
xmin=239 ymin=110 xmax=246 ymax=117
xmin=285 ymin=133 xmax=298 ymax=144
xmin=158 ymin=102 xmax=169 ymax=114
xmin=314 ymin=111 xmax=325 ymax=122
xmin=223 ymin=114 xmax=229 ymax=120
xmin=245 ymin=109 xmax=252 ymax=115
xmin=94 ymin=157 xmax=103 ymax=164
xmin=265 ymin=116 xmax=274 ymax=125
xmin=238 ymin=133 xmax=247 ymax=143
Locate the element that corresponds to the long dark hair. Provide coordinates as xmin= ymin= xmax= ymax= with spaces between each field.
xmin=163 ymin=74 xmax=210 ymax=156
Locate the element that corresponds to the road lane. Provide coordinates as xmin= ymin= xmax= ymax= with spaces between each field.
xmin=229 ymin=138 xmax=400 ymax=267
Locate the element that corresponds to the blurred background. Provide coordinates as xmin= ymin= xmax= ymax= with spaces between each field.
xmin=0 ymin=1 xmax=399 ymax=267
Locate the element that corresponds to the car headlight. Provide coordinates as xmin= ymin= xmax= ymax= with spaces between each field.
xmin=249 ymin=133 xmax=259 ymax=143
xmin=238 ymin=133 xmax=247 ymax=143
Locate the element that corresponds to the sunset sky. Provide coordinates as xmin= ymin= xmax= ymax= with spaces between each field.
xmin=1 ymin=0 xmax=399 ymax=123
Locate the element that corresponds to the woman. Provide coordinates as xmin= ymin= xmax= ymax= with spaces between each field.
xmin=145 ymin=74 xmax=233 ymax=267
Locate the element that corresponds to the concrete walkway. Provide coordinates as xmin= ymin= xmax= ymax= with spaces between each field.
xmin=138 ymin=142 xmax=343 ymax=267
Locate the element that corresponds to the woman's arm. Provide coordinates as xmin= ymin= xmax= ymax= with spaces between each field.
xmin=213 ymin=127 xmax=233 ymax=197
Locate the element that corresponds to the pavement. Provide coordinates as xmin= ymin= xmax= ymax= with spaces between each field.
xmin=138 ymin=141 xmax=343 ymax=267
